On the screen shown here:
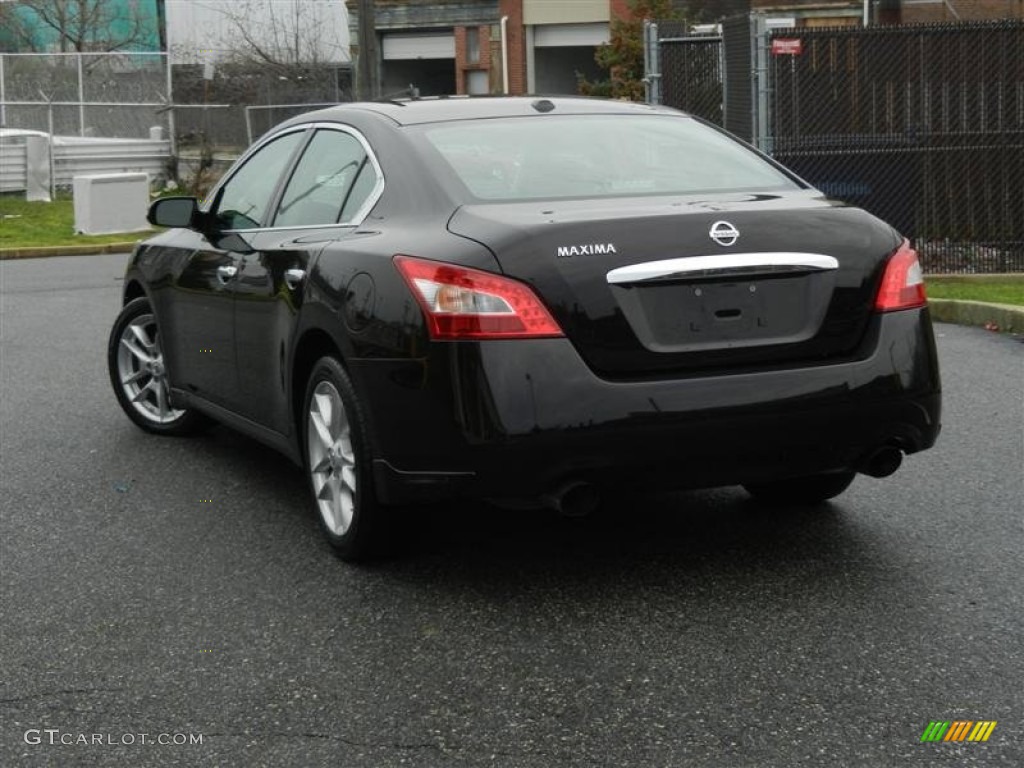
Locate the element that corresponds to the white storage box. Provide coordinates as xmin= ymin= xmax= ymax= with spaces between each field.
xmin=73 ymin=173 xmax=150 ymax=235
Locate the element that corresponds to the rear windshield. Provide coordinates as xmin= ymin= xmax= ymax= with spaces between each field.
xmin=416 ymin=114 xmax=801 ymax=201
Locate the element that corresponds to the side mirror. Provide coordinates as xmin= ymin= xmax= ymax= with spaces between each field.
xmin=147 ymin=197 xmax=199 ymax=228
xmin=146 ymin=195 xmax=253 ymax=253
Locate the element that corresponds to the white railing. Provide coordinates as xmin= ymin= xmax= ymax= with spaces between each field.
xmin=0 ymin=131 xmax=170 ymax=195
xmin=0 ymin=141 xmax=28 ymax=193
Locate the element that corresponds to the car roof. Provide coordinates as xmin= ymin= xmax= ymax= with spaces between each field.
xmin=298 ymin=96 xmax=684 ymax=127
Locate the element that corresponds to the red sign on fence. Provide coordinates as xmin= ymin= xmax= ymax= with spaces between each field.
xmin=771 ymin=38 xmax=803 ymax=56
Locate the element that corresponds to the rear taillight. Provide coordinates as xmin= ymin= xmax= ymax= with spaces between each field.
xmin=394 ymin=255 xmax=563 ymax=340
xmin=875 ymin=240 xmax=927 ymax=312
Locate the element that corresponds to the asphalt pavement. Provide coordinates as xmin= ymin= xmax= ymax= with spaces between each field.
xmin=1 ymin=254 xmax=1022 ymax=767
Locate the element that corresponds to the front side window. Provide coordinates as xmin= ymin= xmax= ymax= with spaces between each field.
xmin=417 ymin=115 xmax=802 ymax=201
xmin=214 ymin=131 xmax=305 ymax=230
xmin=274 ymin=129 xmax=372 ymax=228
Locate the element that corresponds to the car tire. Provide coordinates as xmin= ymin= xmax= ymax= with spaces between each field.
xmin=303 ymin=356 xmax=389 ymax=561
xmin=743 ymin=471 xmax=856 ymax=505
xmin=108 ymin=297 xmax=209 ymax=436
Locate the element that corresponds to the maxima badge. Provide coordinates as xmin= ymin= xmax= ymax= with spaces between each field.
xmin=710 ymin=221 xmax=740 ymax=247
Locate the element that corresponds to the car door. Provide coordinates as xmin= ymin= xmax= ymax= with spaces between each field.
xmin=232 ymin=125 xmax=384 ymax=435
xmin=164 ymin=128 xmax=307 ymax=410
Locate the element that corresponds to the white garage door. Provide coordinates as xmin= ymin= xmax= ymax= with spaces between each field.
xmin=382 ymin=34 xmax=456 ymax=61
xmin=533 ymin=23 xmax=609 ymax=48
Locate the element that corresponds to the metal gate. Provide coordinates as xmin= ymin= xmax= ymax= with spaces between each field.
xmin=770 ymin=21 xmax=1024 ymax=273
xmin=644 ymin=20 xmax=724 ymax=127
xmin=646 ymin=17 xmax=1024 ymax=273
xmin=646 ymin=15 xmax=773 ymax=147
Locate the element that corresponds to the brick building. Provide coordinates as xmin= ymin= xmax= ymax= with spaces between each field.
xmin=347 ymin=0 xmax=1023 ymax=98
xmin=347 ymin=0 xmax=665 ymax=97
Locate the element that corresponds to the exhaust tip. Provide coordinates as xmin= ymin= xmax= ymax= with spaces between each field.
xmin=861 ymin=446 xmax=903 ymax=478
xmin=545 ymin=482 xmax=601 ymax=518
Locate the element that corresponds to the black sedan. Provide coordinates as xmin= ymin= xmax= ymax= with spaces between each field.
xmin=108 ymin=97 xmax=941 ymax=560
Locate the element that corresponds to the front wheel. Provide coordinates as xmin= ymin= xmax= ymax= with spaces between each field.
xmin=303 ymin=356 xmax=389 ymax=561
xmin=743 ymin=471 xmax=856 ymax=505
xmin=107 ymin=297 xmax=208 ymax=435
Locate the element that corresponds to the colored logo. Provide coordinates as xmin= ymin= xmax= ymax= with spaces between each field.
xmin=920 ymin=720 xmax=996 ymax=742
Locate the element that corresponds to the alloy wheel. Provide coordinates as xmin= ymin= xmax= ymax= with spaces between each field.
xmin=116 ymin=313 xmax=184 ymax=424
xmin=307 ymin=380 xmax=357 ymax=536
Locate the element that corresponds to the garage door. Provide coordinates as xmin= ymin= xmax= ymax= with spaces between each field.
xmin=382 ymin=33 xmax=456 ymax=60
xmin=533 ymin=23 xmax=609 ymax=48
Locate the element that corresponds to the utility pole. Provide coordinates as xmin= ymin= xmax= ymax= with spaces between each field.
xmin=355 ymin=0 xmax=380 ymax=100
xmin=156 ymin=0 xmax=167 ymax=51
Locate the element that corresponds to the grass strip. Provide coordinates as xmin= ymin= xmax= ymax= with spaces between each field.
xmin=1 ymin=196 xmax=153 ymax=250
xmin=927 ymin=277 xmax=1024 ymax=307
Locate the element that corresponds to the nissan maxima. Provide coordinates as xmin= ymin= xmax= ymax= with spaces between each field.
xmin=108 ymin=97 xmax=941 ymax=560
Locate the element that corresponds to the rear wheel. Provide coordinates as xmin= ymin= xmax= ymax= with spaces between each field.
xmin=108 ymin=297 xmax=208 ymax=435
xmin=743 ymin=471 xmax=856 ymax=505
xmin=303 ymin=356 xmax=388 ymax=561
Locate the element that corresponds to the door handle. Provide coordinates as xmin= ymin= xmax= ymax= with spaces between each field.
xmin=216 ymin=265 xmax=238 ymax=284
xmin=284 ymin=268 xmax=306 ymax=290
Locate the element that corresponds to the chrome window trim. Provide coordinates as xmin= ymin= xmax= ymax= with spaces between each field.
xmin=205 ymin=121 xmax=385 ymax=233
xmin=606 ymin=253 xmax=839 ymax=284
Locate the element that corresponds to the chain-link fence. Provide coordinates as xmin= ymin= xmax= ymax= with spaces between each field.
xmin=170 ymin=62 xmax=351 ymax=150
xmin=1 ymin=52 xmax=352 ymax=144
xmin=2 ymin=52 xmax=354 ymax=191
xmin=167 ymin=64 xmax=351 ymax=192
xmin=0 ymin=52 xmax=170 ymax=139
xmin=771 ymin=20 xmax=1024 ymax=273
xmin=243 ymin=103 xmax=337 ymax=144
xmin=650 ymin=17 xmax=1024 ymax=273
xmin=655 ymin=20 xmax=724 ymax=126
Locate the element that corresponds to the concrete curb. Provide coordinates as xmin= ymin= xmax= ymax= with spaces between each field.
xmin=928 ymin=299 xmax=1023 ymax=333
xmin=1 ymin=242 xmax=142 ymax=260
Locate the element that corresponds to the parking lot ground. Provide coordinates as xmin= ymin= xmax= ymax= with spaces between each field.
xmin=1 ymin=254 xmax=1022 ymax=767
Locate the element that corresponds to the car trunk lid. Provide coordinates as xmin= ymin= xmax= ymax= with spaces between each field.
xmin=447 ymin=191 xmax=900 ymax=377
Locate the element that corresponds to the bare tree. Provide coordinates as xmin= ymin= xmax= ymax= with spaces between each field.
xmin=215 ymin=0 xmax=347 ymax=75
xmin=167 ymin=0 xmax=350 ymax=145
xmin=1 ymin=0 xmax=155 ymax=53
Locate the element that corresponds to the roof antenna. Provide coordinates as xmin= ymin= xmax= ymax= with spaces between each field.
xmin=378 ymin=84 xmax=420 ymax=104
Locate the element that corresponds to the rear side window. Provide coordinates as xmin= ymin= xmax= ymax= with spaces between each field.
xmin=340 ymin=161 xmax=377 ymax=223
xmin=274 ymin=129 xmax=371 ymax=227
xmin=418 ymin=115 xmax=800 ymax=201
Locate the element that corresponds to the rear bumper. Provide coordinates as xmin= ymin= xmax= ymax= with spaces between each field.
xmin=351 ymin=308 xmax=941 ymax=504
